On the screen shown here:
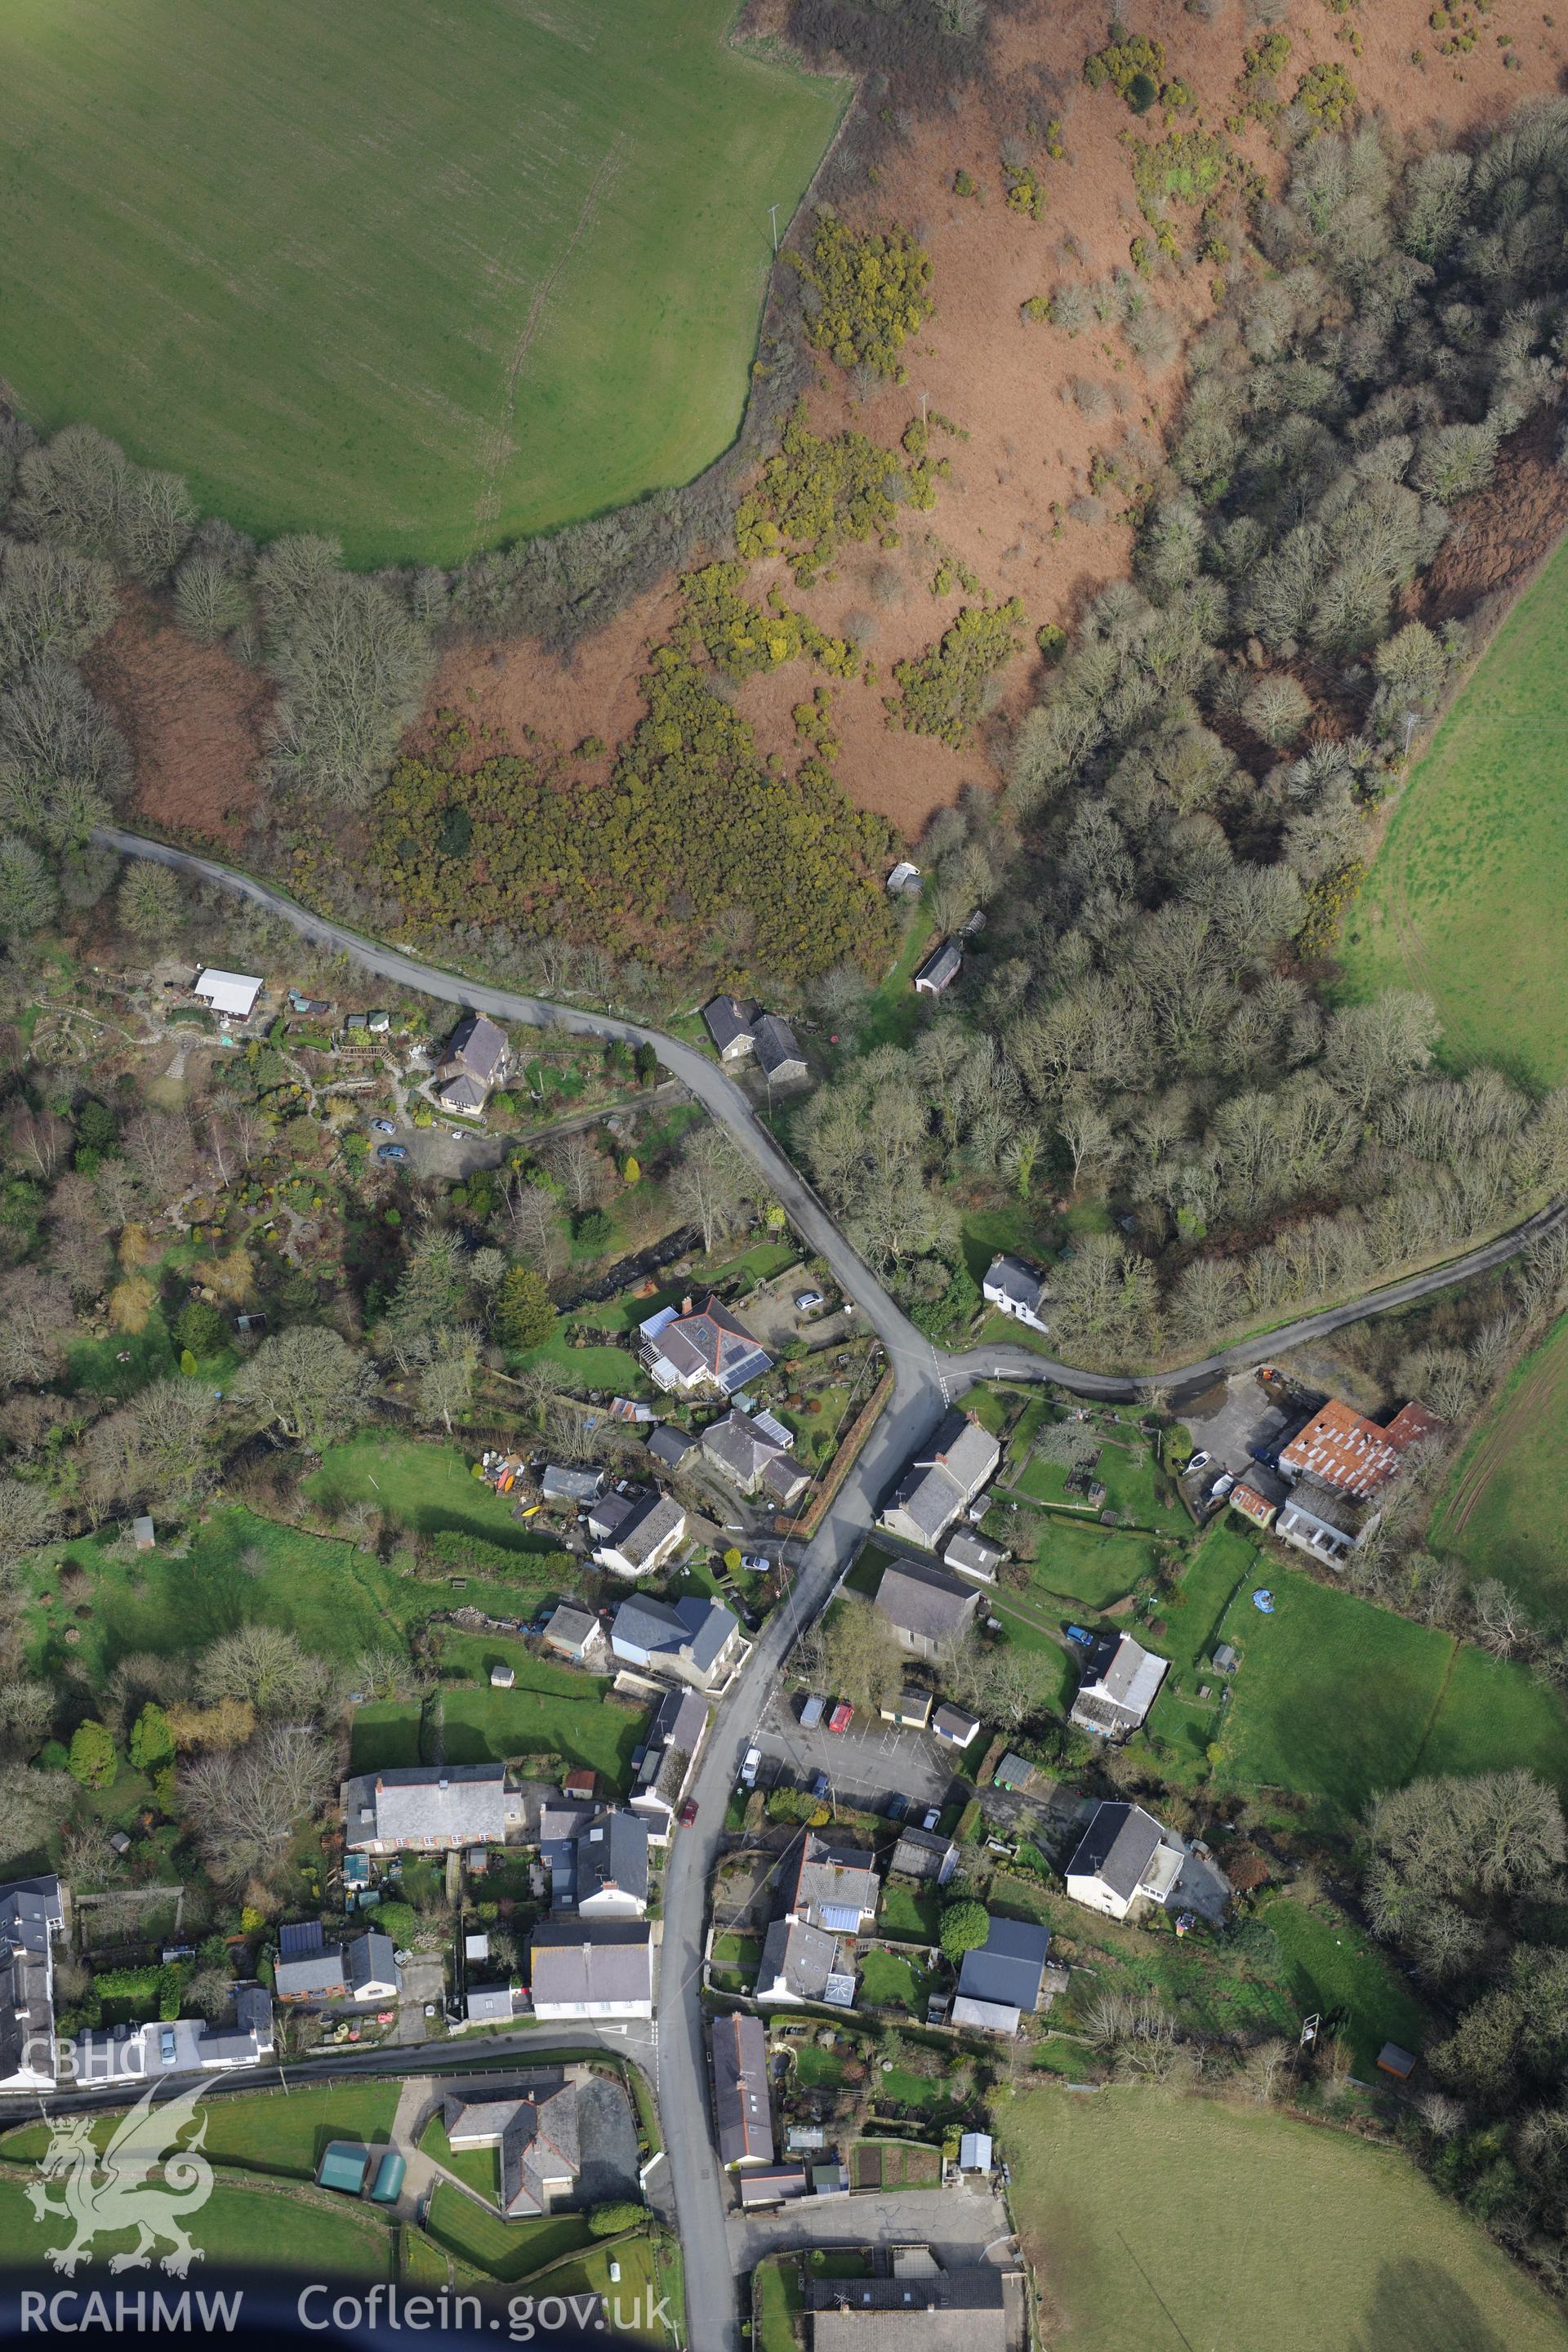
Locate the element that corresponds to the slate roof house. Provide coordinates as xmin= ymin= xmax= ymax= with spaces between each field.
xmin=573 ymin=1812 xmax=650 ymax=1919
xmin=930 ymin=1704 xmax=982 ymax=1750
xmin=943 ymin=1530 xmax=1006 ymax=1584
xmin=912 ymin=939 xmax=963 ymax=996
xmin=787 ymin=1833 xmax=880 ymax=1934
xmin=874 ymin=1559 xmax=982 ymax=1664
xmin=982 ymin=1253 xmax=1050 ymax=1334
xmin=702 ymin=995 xmax=758 ymax=1062
xmin=630 ymin=1686 xmax=710 ymax=1825
xmin=593 ymin=1489 xmax=688 ymax=1579
xmin=342 ymin=1764 xmax=525 ymax=1855
xmin=610 ymin=1592 xmax=742 ymax=1692
xmin=639 ymin=1295 xmax=773 ymax=1400
xmin=198 ymin=1984 xmax=275 ymax=2071
xmin=435 ymin=1012 xmax=510 ymax=1112
xmin=0 ymin=1875 xmax=64 ymax=2095
xmin=808 ymin=2263 xmax=1010 ymax=2352
xmin=647 ymin=1423 xmax=698 ymax=1473
xmin=878 ymin=1412 xmax=1000 ymax=1552
xmin=951 ymin=1916 xmax=1051 ymax=2036
xmin=1064 ymin=1801 xmax=1185 ymax=1923
xmin=753 ymin=1013 xmax=808 ymax=1086
xmin=1068 ymin=1633 xmax=1169 ymax=1741
xmin=702 ymin=1410 xmax=809 ymax=1506
xmin=274 ymin=1927 xmax=399 ymax=2005
xmin=756 ymin=1916 xmax=847 ymax=2007
xmin=443 ymin=2076 xmax=582 ymax=2216
xmin=541 ymin=1464 xmax=605 ymax=1507
xmin=711 ymin=2011 xmax=773 ymax=2167
xmin=1276 ymin=1476 xmax=1364 ymax=1566
xmin=529 ymin=1922 xmax=653 ymax=2020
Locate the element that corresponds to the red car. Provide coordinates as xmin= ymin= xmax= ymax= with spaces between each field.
xmin=827 ymin=1701 xmax=853 ymax=1735
xmin=678 ymin=1799 xmax=698 ymax=1827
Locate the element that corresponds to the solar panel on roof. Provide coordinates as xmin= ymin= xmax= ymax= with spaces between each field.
xmin=278 ymin=1920 xmax=325 ymax=1958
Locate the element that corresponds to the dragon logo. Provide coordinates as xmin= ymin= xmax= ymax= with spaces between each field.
xmin=25 ymin=2087 xmax=214 ymax=2275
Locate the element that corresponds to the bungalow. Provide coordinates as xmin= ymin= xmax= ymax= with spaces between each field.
xmin=630 ymin=1686 xmax=710 ymax=1826
xmin=912 ymin=939 xmax=962 ymax=996
xmin=529 ymin=1922 xmax=653 ymax=2021
xmin=1069 ymin=1633 xmax=1169 ymax=1741
xmin=711 ymin=2012 xmax=773 ymax=2167
xmin=342 ymin=1764 xmax=525 ymax=1855
xmin=942 ymin=1530 xmax=1005 ymax=1584
xmin=874 ymin=1559 xmax=982 ymax=1664
xmin=541 ymin=1605 xmax=605 ymax=1666
xmin=639 ymin=1294 xmax=773 ymax=1401
xmin=702 ymin=1410 xmax=807 ymax=1503
xmin=610 ymin=1592 xmax=742 ymax=1693
xmin=573 ymin=1813 xmax=650 ymax=1920
xmin=890 ymin=1826 xmax=959 ymax=1886
xmin=930 ymin=1703 xmax=981 ymax=1751
xmin=753 ymin=1013 xmax=808 ymax=1087
xmin=952 ymin=1916 xmax=1050 ymax=2038
xmin=194 ymin=968 xmax=263 ymax=1021
xmin=879 ymin=1411 xmax=1000 ymax=1552
xmin=1064 ymin=1800 xmax=1184 ymax=1923
xmin=594 ymin=1490 xmax=688 ymax=1579
xmin=982 ymin=1254 xmax=1050 ymax=1335
xmin=808 ymin=2265 xmax=1009 ymax=2352
xmin=702 ymin=995 xmax=758 ymax=1062
xmin=443 ymin=2077 xmax=583 ymax=2216
xmin=0 ymin=1876 xmax=65 ymax=2096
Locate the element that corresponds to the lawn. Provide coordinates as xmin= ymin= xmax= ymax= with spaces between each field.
xmin=1158 ymin=1534 xmax=1568 ymax=1826
xmin=1004 ymin=1512 xmax=1158 ymax=1611
xmin=0 ymin=0 xmax=846 ymax=564
xmin=0 ymin=2082 xmax=399 ymax=2178
xmin=348 ymin=1633 xmax=645 ymax=1788
xmin=422 ymin=2189 xmax=593 ymax=2283
xmin=514 ymin=1331 xmax=654 ymax=1399
xmin=755 ymin=2254 xmax=804 ymax=2352
xmin=1006 ymin=2085 xmax=1568 ymax=2352
xmin=1261 ymin=1895 xmax=1430 ymax=2077
xmin=1430 ymin=1315 xmax=1568 ymax=1626
xmin=0 ymin=2168 xmax=392 ymax=2278
xmin=858 ymin=1948 xmax=935 ymax=2011
xmin=711 ymin=1932 xmax=762 ymax=1993
xmin=1340 ymin=531 xmax=1568 ymax=1089
xmin=65 ymin=1312 xmax=176 ymax=1402
xmin=880 ymin=1884 xmax=941 ymax=1941
xmin=537 ymin=2233 xmax=674 ymax=2341
xmin=419 ymin=2113 xmax=500 ymax=2205
xmin=305 ymin=1437 xmax=564 ymax=1559
xmin=1013 ymin=1430 xmax=1188 ymax=1539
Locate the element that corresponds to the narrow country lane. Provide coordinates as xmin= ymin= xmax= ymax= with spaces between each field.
xmin=96 ymin=824 xmax=1566 ymax=2351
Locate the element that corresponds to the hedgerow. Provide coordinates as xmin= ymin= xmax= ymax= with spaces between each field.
xmin=788 ymin=213 xmax=934 ymax=381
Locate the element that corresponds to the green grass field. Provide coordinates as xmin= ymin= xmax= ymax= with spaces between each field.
xmin=1156 ymin=1530 xmax=1568 ymax=1825
xmin=422 ymin=2190 xmax=592 ymax=2283
xmin=1430 ymin=1316 xmax=1568 ymax=1626
xmin=1341 ymin=533 xmax=1568 ymax=1089
xmin=1006 ymin=2086 xmax=1568 ymax=2352
xmin=419 ymin=2113 xmax=501 ymax=2205
xmin=350 ymin=1636 xmax=645 ymax=1788
xmin=2 ymin=2082 xmax=398 ymax=2181
xmin=1261 ymin=1895 xmax=1430 ymax=2076
xmin=0 ymin=2168 xmax=392 ymax=2278
xmin=0 ymin=0 xmax=844 ymax=564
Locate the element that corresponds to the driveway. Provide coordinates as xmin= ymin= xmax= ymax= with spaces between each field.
xmin=1180 ymin=1373 xmax=1310 ymax=1477
xmin=759 ymin=1689 xmax=962 ymax=1818
xmin=572 ymin=2070 xmax=643 ymax=2207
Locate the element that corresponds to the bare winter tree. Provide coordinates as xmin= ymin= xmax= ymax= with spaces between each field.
xmin=670 ymin=1125 xmax=748 ymax=1254
xmin=179 ymin=1725 xmax=334 ymax=1886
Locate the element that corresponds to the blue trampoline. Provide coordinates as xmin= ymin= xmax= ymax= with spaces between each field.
xmin=1252 ymin=1588 xmax=1276 ymax=1614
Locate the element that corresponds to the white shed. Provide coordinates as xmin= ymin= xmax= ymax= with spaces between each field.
xmin=958 ymin=2132 xmax=994 ymax=2171
xmin=194 ymin=969 xmax=264 ymax=1020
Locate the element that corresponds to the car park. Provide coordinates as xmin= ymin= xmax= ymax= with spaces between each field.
xmin=376 ymin=1143 xmax=408 ymax=1164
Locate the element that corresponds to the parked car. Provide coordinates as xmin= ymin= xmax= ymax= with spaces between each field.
xmin=811 ymin=1771 xmax=830 ymax=1802
xmin=371 ymin=1118 xmax=397 ymax=1134
xmin=885 ymin=1793 xmax=909 ymax=1822
xmin=158 ymin=2026 xmax=177 ymax=2068
xmin=794 ymin=1290 xmax=825 ymax=1313
xmin=677 ymin=1799 xmax=698 ymax=1828
xmin=1187 ymin=1450 xmax=1212 ymax=1473
xmin=921 ymin=1808 xmax=941 ymax=1832
xmin=827 ymin=1701 xmax=853 ymax=1735
xmin=376 ymin=1143 xmax=408 ymax=1164
xmin=1211 ymin=1472 xmax=1236 ymax=1500
xmin=800 ymin=1692 xmax=826 ymax=1731
xmin=1065 ymin=1624 xmax=1095 ymax=1648
xmin=741 ymin=1553 xmax=769 ymax=1575
xmin=740 ymin=1745 xmax=762 ymax=1788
